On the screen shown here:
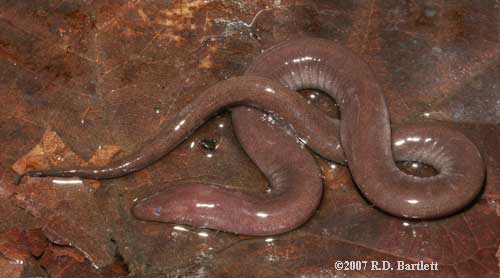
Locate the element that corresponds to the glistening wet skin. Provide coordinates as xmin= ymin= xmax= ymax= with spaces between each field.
xmin=19 ymin=38 xmax=485 ymax=235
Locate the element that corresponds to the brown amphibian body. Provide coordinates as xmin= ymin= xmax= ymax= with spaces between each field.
xmin=20 ymin=38 xmax=485 ymax=235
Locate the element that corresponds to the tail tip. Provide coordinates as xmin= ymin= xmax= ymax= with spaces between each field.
xmin=15 ymin=171 xmax=46 ymax=185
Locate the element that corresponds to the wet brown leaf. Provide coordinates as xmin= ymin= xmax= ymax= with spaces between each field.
xmin=39 ymin=243 xmax=127 ymax=278
xmin=11 ymin=129 xmax=82 ymax=175
xmin=0 ymin=258 xmax=23 ymax=278
xmin=15 ymin=179 xmax=115 ymax=268
xmin=0 ymin=228 xmax=49 ymax=278
xmin=0 ymin=228 xmax=33 ymax=261
xmin=0 ymin=0 xmax=499 ymax=277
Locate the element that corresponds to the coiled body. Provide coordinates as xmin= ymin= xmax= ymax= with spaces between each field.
xmin=21 ymin=38 xmax=485 ymax=235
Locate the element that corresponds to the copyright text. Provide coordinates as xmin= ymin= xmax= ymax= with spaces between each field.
xmin=334 ymin=260 xmax=439 ymax=271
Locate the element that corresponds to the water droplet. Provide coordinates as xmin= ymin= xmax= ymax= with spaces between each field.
xmin=296 ymin=136 xmax=308 ymax=146
xmin=309 ymin=91 xmax=319 ymax=100
xmin=173 ymin=225 xmax=189 ymax=232
xmin=154 ymin=207 xmax=161 ymax=216
xmin=200 ymin=139 xmax=218 ymax=150
xmin=198 ymin=232 xmax=209 ymax=237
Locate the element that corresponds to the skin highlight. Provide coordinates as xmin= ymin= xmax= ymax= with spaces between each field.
xmin=19 ymin=38 xmax=484 ymax=235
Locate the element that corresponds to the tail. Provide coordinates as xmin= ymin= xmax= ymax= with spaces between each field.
xmin=15 ymin=171 xmax=48 ymax=185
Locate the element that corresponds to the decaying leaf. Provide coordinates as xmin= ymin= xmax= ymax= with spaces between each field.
xmin=0 ymin=0 xmax=499 ymax=277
